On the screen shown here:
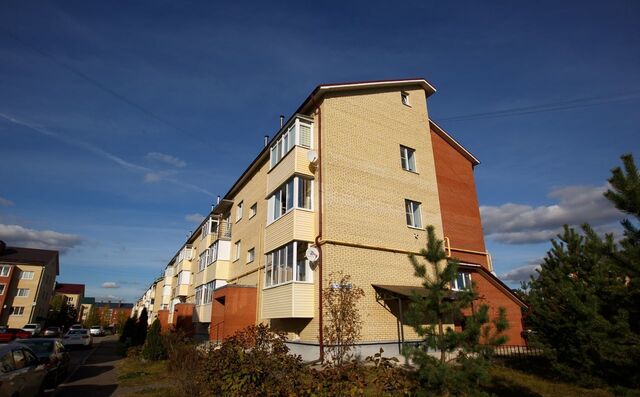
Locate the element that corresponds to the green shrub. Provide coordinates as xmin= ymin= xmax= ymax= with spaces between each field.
xmin=142 ymin=319 xmax=167 ymax=361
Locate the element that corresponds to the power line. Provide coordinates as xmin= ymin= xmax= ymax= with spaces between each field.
xmin=439 ymin=89 xmax=640 ymax=122
xmin=1 ymin=27 xmax=210 ymax=146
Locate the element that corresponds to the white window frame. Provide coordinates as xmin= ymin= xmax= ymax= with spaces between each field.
xmin=0 ymin=266 xmax=10 ymax=277
xmin=267 ymin=176 xmax=314 ymax=224
xmin=405 ymin=199 xmax=423 ymax=229
xmin=236 ymin=201 xmax=243 ymax=222
xmin=264 ymin=241 xmax=313 ymax=288
xmin=16 ymin=288 xmax=29 ymax=297
xmin=0 ymin=284 xmax=5 ymax=295
xmin=401 ymin=91 xmax=410 ymax=106
xmin=400 ymin=145 xmax=417 ymax=173
xmin=247 ymin=248 xmax=255 ymax=263
xmin=269 ymin=118 xmax=313 ymax=169
xmin=452 ymin=272 xmax=472 ymax=291
xmin=249 ymin=203 xmax=257 ymax=219
xmin=234 ymin=240 xmax=241 ymax=262
xmin=10 ymin=306 xmax=24 ymax=316
xmin=20 ymin=271 xmax=34 ymax=280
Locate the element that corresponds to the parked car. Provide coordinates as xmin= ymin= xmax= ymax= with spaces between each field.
xmin=14 ymin=338 xmax=70 ymax=387
xmin=0 ymin=328 xmax=31 ymax=343
xmin=21 ymin=324 xmax=42 ymax=337
xmin=62 ymin=329 xmax=93 ymax=349
xmin=69 ymin=324 xmax=83 ymax=331
xmin=43 ymin=326 xmax=62 ymax=337
xmin=104 ymin=326 xmax=115 ymax=335
xmin=0 ymin=343 xmax=47 ymax=397
xmin=89 ymin=325 xmax=104 ymax=337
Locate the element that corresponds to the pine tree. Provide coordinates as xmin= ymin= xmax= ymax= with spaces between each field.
xmin=134 ymin=308 xmax=149 ymax=346
xmin=405 ymin=226 xmax=508 ymax=396
xmin=527 ymin=154 xmax=640 ymax=387
xmin=142 ymin=319 xmax=167 ymax=361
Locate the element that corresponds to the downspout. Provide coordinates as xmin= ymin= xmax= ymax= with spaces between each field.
xmin=312 ymin=96 xmax=324 ymax=362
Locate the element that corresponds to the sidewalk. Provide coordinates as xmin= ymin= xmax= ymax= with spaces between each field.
xmin=54 ymin=336 xmax=121 ymax=397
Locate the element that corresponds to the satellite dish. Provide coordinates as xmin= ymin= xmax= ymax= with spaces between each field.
xmin=306 ymin=246 xmax=320 ymax=262
xmin=307 ymin=150 xmax=318 ymax=163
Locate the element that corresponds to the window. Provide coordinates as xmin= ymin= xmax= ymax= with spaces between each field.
xmin=247 ymin=248 xmax=255 ymax=263
xmin=178 ymin=271 xmax=190 ymax=285
xmin=0 ymin=266 xmax=9 ymax=277
xmin=21 ymin=271 xmax=34 ymax=280
xmin=0 ymin=284 xmax=4 ymax=295
xmin=10 ymin=306 xmax=24 ymax=316
xmin=208 ymin=241 xmax=218 ymax=265
xmin=265 ymin=241 xmax=313 ymax=287
xmin=401 ymin=91 xmax=410 ymax=106
xmin=249 ymin=203 xmax=257 ymax=219
xmin=452 ymin=272 xmax=472 ymax=291
xmin=198 ymin=250 xmax=210 ymax=272
xmin=268 ymin=176 xmax=314 ymax=223
xmin=400 ymin=145 xmax=417 ymax=172
xmin=269 ymin=118 xmax=313 ymax=168
xmin=236 ymin=201 xmax=243 ymax=222
xmin=234 ymin=241 xmax=241 ymax=261
xmin=16 ymin=288 xmax=29 ymax=297
xmin=405 ymin=199 xmax=422 ymax=228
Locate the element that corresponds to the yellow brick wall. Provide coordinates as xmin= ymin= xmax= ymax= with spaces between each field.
xmin=6 ymin=260 xmax=57 ymax=328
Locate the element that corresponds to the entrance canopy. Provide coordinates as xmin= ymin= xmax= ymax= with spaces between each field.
xmin=372 ymin=284 xmax=428 ymax=301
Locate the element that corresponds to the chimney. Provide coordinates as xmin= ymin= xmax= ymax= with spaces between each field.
xmin=216 ymin=195 xmax=221 ymax=204
xmin=211 ymin=203 xmax=214 ymax=211
xmin=280 ymin=115 xmax=284 ymax=127
xmin=264 ymin=135 xmax=269 ymax=147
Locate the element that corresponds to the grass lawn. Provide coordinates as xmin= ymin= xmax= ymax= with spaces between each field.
xmin=117 ymin=356 xmax=174 ymax=396
xmin=487 ymin=365 xmax=614 ymax=397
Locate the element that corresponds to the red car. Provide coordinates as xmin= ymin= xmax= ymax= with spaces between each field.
xmin=0 ymin=327 xmax=31 ymax=342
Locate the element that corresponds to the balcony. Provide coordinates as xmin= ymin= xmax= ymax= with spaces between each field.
xmin=262 ymin=282 xmax=314 ymax=318
xmin=264 ymin=209 xmax=315 ymax=253
xmin=215 ymin=221 xmax=232 ymax=241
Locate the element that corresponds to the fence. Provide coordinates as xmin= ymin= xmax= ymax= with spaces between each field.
xmin=492 ymin=344 xmax=544 ymax=358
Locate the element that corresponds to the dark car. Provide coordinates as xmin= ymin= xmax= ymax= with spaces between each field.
xmin=0 ymin=328 xmax=31 ymax=343
xmin=0 ymin=343 xmax=47 ymax=397
xmin=14 ymin=338 xmax=70 ymax=387
xmin=43 ymin=326 xmax=62 ymax=337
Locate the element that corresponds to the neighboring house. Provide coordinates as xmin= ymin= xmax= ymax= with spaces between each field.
xmin=0 ymin=241 xmax=59 ymax=328
xmin=54 ymin=283 xmax=85 ymax=320
xmin=139 ymin=79 xmax=527 ymax=359
xmin=94 ymin=302 xmax=133 ymax=327
xmin=79 ymin=297 xmax=95 ymax=323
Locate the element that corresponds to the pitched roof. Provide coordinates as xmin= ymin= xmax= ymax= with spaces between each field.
xmin=0 ymin=243 xmax=59 ymax=274
xmin=55 ymin=283 xmax=85 ymax=295
xmin=429 ymin=120 xmax=480 ymax=166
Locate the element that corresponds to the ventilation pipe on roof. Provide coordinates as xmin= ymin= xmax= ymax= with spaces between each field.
xmin=216 ymin=195 xmax=221 ymax=204
xmin=264 ymin=135 xmax=269 ymax=147
xmin=280 ymin=115 xmax=284 ymax=127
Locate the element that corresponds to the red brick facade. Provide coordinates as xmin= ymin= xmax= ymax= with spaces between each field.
xmin=210 ymin=285 xmax=257 ymax=341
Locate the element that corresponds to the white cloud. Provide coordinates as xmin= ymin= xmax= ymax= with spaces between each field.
xmin=481 ymin=184 xmax=622 ymax=244
xmin=101 ymin=282 xmax=120 ymax=289
xmin=145 ymin=152 xmax=186 ymax=168
xmin=0 ymin=224 xmax=82 ymax=253
xmin=0 ymin=196 xmax=14 ymax=207
xmin=144 ymin=170 xmax=178 ymax=183
xmin=499 ymin=260 xmax=542 ymax=283
xmin=185 ymin=213 xmax=204 ymax=223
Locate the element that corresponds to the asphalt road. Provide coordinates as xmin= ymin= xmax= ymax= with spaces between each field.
xmin=48 ymin=334 xmax=121 ymax=397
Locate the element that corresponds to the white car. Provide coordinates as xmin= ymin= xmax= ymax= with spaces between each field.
xmin=62 ymin=329 xmax=93 ymax=349
xmin=21 ymin=324 xmax=42 ymax=337
xmin=89 ymin=326 xmax=104 ymax=336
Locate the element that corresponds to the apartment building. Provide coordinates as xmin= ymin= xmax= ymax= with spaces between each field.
xmin=54 ymin=283 xmax=85 ymax=320
xmin=0 ymin=241 xmax=59 ymax=328
xmin=79 ymin=297 xmax=95 ymax=324
xmin=143 ymin=79 xmax=526 ymax=359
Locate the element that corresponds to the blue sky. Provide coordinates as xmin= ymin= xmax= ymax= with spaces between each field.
xmin=1 ymin=1 xmax=638 ymax=302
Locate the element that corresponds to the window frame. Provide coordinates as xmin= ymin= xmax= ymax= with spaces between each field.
xmin=400 ymin=145 xmax=417 ymax=173
xmin=20 ymin=271 xmax=34 ymax=280
xmin=249 ymin=203 xmax=257 ymax=219
xmin=247 ymin=247 xmax=255 ymax=263
xmin=267 ymin=176 xmax=314 ymax=224
xmin=236 ymin=201 xmax=243 ymax=222
xmin=0 ymin=284 xmax=5 ymax=295
xmin=234 ymin=240 xmax=241 ymax=262
xmin=10 ymin=306 xmax=24 ymax=316
xmin=0 ymin=266 xmax=10 ymax=277
xmin=16 ymin=288 xmax=29 ymax=298
xmin=452 ymin=272 xmax=472 ymax=291
xmin=264 ymin=241 xmax=313 ymax=288
xmin=269 ymin=118 xmax=314 ymax=170
xmin=405 ymin=199 xmax=423 ymax=229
